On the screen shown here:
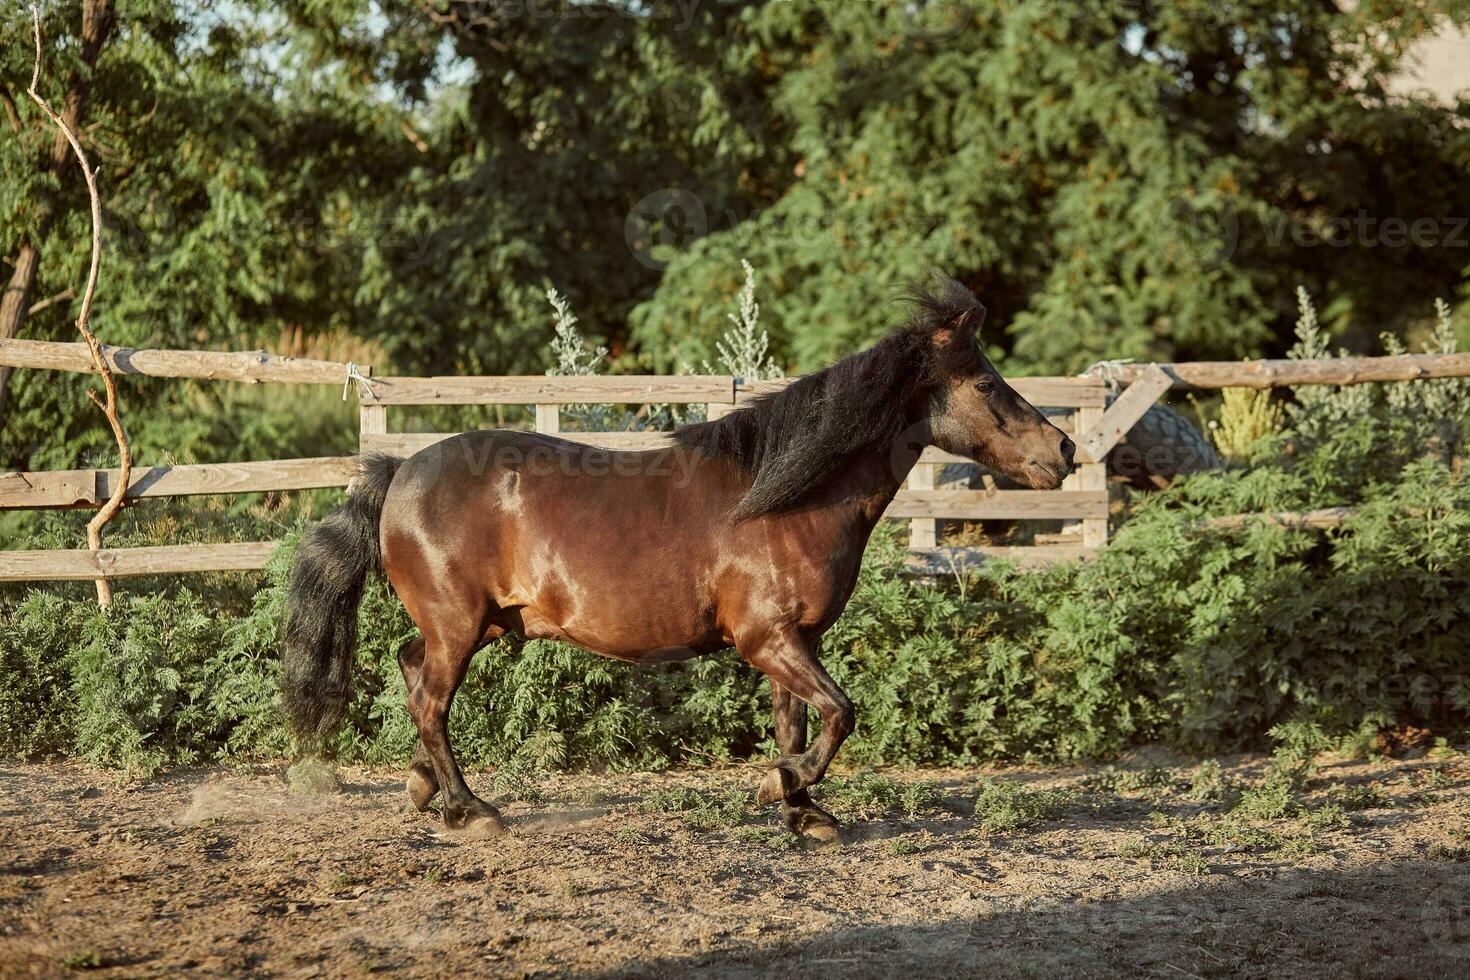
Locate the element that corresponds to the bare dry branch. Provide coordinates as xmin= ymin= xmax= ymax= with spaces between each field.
xmin=26 ymin=287 xmax=74 ymax=316
xmin=26 ymin=3 xmax=129 ymax=606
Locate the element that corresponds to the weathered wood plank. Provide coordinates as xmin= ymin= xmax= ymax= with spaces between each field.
xmin=737 ymin=376 xmax=1106 ymax=408
xmin=0 ymin=469 xmax=99 ymax=508
xmin=1077 ymin=404 xmax=1110 ymax=549
xmin=0 ymin=337 xmax=363 ymax=384
xmin=359 ymin=404 xmax=387 ymax=441
xmin=1106 ymin=353 xmax=1470 ymax=389
xmin=885 ymin=490 xmax=1108 ymax=520
xmin=1075 ymin=366 xmax=1173 ymax=463
xmin=1202 ymin=507 xmax=1353 ymax=530
xmin=362 ymin=376 xmax=736 ymax=406
xmin=905 ymin=545 xmax=1096 ymax=574
xmin=0 ymin=542 xmax=279 ymax=581
xmin=907 ymin=461 xmax=938 ymax=549
xmin=0 ymin=457 xmax=357 ymax=509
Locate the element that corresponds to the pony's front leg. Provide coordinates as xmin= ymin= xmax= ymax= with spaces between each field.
xmin=739 ymin=629 xmax=855 ymax=809
xmin=770 ymin=680 xmax=841 ymax=841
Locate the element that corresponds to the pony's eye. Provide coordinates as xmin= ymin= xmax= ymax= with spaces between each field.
xmin=974 ymin=379 xmax=995 ymax=395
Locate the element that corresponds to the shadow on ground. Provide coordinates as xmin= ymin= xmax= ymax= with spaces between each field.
xmin=598 ymin=860 xmax=1470 ymax=978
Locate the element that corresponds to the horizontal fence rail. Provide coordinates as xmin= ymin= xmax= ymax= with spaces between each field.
xmin=0 ymin=457 xmax=357 ymax=509
xmin=735 ymin=375 xmax=1107 ymax=408
xmin=1108 ymin=352 xmax=1470 ymax=389
xmin=0 ymin=337 xmax=366 ymax=385
xmin=0 ymin=542 xmax=279 ymax=581
xmin=359 ymin=375 xmax=735 ymax=405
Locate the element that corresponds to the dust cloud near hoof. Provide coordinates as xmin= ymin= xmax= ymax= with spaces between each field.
xmin=286 ymin=758 xmax=343 ymax=797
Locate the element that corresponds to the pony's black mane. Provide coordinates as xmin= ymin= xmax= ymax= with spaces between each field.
xmin=675 ymin=277 xmax=987 ymax=519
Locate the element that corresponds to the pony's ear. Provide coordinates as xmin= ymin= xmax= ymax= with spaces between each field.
xmin=932 ymin=301 xmax=987 ymax=349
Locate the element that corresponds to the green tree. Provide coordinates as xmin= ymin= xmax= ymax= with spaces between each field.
xmin=0 ymin=1 xmax=419 ymax=472
xmin=630 ymin=1 xmax=1470 ymax=373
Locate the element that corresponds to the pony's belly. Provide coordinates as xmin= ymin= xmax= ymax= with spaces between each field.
xmin=512 ymin=606 xmax=726 ymax=664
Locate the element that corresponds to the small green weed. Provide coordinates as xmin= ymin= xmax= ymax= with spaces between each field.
xmin=972 ymin=778 xmax=1067 ymax=833
xmin=734 ymin=826 xmax=798 ymax=851
xmin=1168 ymin=852 xmax=1212 ymax=876
xmin=638 ymin=787 xmax=747 ymax=829
xmin=330 ymin=872 xmax=370 ymax=891
xmin=1083 ymin=765 xmax=1181 ymax=796
xmin=612 ymin=826 xmax=649 ymax=845
xmin=1232 ymin=769 xmax=1299 ymax=820
xmin=817 ymin=771 xmax=944 ymax=820
xmin=889 ymin=833 xmax=931 ymax=855
xmin=62 ymin=951 xmax=104 ymax=971
xmin=1186 ymin=760 xmax=1237 ymax=803
xmin=1302 ymin=804 xmax=1350 ymax=833
xmin=1326 ymin=783 xmax=1387 ymax=811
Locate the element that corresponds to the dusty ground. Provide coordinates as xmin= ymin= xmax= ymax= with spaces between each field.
xmin=1 ymin=752 xmax=1468 ymax=977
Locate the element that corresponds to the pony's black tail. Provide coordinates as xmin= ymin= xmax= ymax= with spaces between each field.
xmin=282 ymin=453 xmax=403 ymax=755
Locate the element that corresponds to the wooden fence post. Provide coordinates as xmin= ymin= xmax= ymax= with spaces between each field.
xmin=907 ymin=460 xmax=938 ymax=550
xmin=1077 ymin=403 xmax=1108 ymax=549
xmin=535 ymin=404 xmax=560 ymax=435
xmin=359 ymin=402 xmax=386 ymax=454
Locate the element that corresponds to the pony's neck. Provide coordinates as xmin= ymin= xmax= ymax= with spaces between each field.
xmin=833 ymin=430 xmax=926 ymax=526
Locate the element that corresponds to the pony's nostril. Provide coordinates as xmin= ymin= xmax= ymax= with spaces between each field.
xmin=1060 ymin=435 xmax=1076 ymax=462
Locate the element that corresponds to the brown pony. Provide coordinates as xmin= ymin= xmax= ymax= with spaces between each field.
xmin=282 ymin=278 xmax=1073 ymax=839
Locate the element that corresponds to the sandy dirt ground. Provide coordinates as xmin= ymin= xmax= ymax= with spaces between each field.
xmin=1 ymin=752 xmax=1468 ymax=977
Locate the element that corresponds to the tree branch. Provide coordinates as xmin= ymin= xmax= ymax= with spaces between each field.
xmin=27 ymin=3 xmax=129 ymax=607
xmin=0 ymin=85 xmax=21 ymax=134
xmin=27 ymin=287 xmax=74 ymax=316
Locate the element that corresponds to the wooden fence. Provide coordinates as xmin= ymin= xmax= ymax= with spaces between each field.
xmin=4 ymin=336 xmax=1468 ymax=590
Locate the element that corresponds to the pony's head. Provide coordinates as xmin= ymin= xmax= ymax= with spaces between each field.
xmin=913 ymin=279 xmax=1075 ymax=490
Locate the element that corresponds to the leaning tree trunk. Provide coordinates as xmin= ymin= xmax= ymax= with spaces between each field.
xmin=0 ymin=0 xmax=114 ymax=429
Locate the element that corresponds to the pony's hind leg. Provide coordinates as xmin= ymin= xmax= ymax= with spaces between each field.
xmin=396 ymin=635 xmax=439 ymax=812
xmin=407 ymin=624 xmax=505 ymax=836
xmin=771 ymin=680 xmax=840 ymax=841
xmin=739 ymin=628 xmax=855 ymax=808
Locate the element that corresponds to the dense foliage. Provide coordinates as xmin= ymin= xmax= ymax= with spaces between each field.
xmin=4 ymin=364 xmax=1466 ymax=773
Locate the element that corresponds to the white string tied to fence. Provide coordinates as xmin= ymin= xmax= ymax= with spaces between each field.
xmin=342 ymin=362 xmax=375 ymax=401
xmin=1082 ymin=357 xmax=1136 ymax=398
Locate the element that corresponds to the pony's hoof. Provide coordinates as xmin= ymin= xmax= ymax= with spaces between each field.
xmin=797 ymin=819 xmax=841 ymax=844
xmin=444 ymin=801 xmax=506 ymax=839
xmin=406 ymin=765 xmax=438 ymax=812
xmin=756 ymin=766 xmax=797 ymax=807
xmin=782 ymin=804 xmax=841 ymax=843
xmin=456 ymin=813 xmax=506 ymax=840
